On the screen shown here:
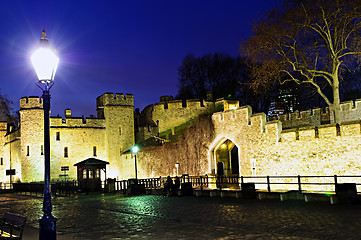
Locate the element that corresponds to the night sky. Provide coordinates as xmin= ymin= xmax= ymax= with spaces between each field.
xmin=0 ymin=0 xmax=277 ymax=117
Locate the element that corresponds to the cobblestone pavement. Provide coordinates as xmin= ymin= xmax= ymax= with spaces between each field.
xmin=0 ymin=193 xmax=360 ymax=239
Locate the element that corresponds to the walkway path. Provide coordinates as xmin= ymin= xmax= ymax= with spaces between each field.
xmin=0 ymin=193 xmax=359 ymax=239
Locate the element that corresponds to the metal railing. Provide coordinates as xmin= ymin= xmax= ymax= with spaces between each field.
xmin=113 ymin=174 xmax=361 ymax=194
xmin=0 ymin=183 xmax=13 ymax=190
xmin=113 ymin=175 xmax=209 ymax=192
xmin=12 ymin=181 xmax=78 ymax=196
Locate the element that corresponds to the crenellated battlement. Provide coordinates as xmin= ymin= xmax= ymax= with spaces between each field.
xmin=213 ymin=106 xmax=279 ymax=134
xmin=0 ymin=122 xmax=7 ymax=131
xmin=154 ymin=98 xmax=211 ymax=111
xmin=276 ymin=99 xmax=361 ymax=129
xmin=280 ymin=121 xmax=361 ymax=142
xmin=152 ymin=98 xmax=238 ymax=134
xmin=212 ymin=106 xmax=251 ymax=124
xmin=212 ymin=104 xmax=361 ymax=143
xmin=277 ymin=107 xmax=330 ymax=129
xmin=96 ymin=92 xmax=134 ymax=108
xmin=153 ymin=97 xmax=238 ymax=112
xmin=339 ymin=100 xmax=361 ymax=122
xmin=20 ymin=96 xmax=43 ymax=110
xmin=50 ymin=116 xmax=105 ymax=128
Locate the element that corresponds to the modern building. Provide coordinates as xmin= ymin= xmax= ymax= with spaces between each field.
xmin=268 ymin=88 xmax=299 ymax=118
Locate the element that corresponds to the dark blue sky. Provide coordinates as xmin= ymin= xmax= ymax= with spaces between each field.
xmin=0 ymin=0 xmax=277 ymax=117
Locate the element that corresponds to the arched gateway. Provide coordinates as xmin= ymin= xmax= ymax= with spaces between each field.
xmin=209 ymin=137 xmax=240 ymax=188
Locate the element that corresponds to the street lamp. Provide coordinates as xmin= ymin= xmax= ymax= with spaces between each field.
xmin=131 ymin=145 xmax=139 ymax=179
xmin=31 ymin=29 xmax=59 ymax=240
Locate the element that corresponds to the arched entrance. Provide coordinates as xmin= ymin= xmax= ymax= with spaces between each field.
xmin=212 ymin=139 xmax=239 ymax=176
xmin=210 ymin=138 xmax=240 ymax=188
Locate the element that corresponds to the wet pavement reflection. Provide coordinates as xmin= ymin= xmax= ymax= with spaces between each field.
xmin=0 ymin=193 xmax=361 ymax=239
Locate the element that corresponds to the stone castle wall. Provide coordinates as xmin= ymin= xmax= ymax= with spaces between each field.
xmin=98 ymin=93 xmax=134 ymax=164
xmin=0 ymin=122 xmax=7 ymax=183
xmin=0 ymin=93 xmax=135 ymax=183
xmin=50 ymin=127 xmax=106 ymax=181
xmin=152 ymin=98 xmax=238 ymax=135
xmin=131 ymin=104 xmax=361 ymax=192
xmin=20 ymin=97 xmax=45 ymax=182
xmin=4 ymin=91 xmax=361 ymax=192
xmin=3 ymin=130 xmax=21 ymax=183
xmin=211 ymin=107 xmax=361 ymax=191
xmin=118 ymin=114 xmax=215 ymax=180
xmin=276 ymin=99 xmax=361 ymax=129
xmin=0 ymin=122 xmax=20 ymax=184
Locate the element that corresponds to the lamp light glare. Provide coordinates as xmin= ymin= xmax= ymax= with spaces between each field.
xmin=31 ymin=47 xmax=59 ymax=81
xmin=131 ymin=146 xmax=139 ymax=154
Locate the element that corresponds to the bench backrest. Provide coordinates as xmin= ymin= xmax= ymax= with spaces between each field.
xmin=2 ymin=213 xmax=27 ymax=239
xmin=3 ymin=213 xmax=27 ymax=225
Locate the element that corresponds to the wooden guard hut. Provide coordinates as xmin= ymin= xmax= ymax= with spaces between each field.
xmin=74 ymin=158 xmax=109 ymax=192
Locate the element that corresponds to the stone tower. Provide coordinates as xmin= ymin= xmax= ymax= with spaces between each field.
xmin=96 ymin=93 xmax=135 ymax=163
xmin=19 ymin=96 xmax=45 ymax=182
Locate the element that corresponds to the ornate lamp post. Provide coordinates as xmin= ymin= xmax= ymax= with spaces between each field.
xmin=131 ymin=145 xmax=139 ymax=179
xmin=31 ymin=29 xmax=59 ymax=240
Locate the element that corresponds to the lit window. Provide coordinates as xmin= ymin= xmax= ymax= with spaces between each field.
xmin=83 ymin=169 xmax=86 ymax=179
xmin=251 ymin=158 xmax=256 ymax=176
xmin=56 ymin=132 xmax=60 ymax=141
xmin=64 ymin=147 xmax=68 ymax=158
xmin=26 ymin=146 xmax=30 ymax=156
xmin=93 ymin=146 xmax=97 ymax=157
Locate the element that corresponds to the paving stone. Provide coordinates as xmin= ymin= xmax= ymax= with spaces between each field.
xmin=0 ymin=193 xmax=360 ymax=239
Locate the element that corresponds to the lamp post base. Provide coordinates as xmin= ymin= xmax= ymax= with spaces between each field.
xmin=39 ymin=215 xmax=57 ymax=240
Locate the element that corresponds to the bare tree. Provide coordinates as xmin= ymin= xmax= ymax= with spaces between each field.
xmin=0 ymin=91 xmax=17 ymax=127
xmin=177 ymin=53 xmax=275 ymax=112
xmin=241 ymin=0 xmax=361 ymax=123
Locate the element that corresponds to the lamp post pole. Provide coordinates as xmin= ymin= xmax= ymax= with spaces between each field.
xmin=39 ymin=82 xmax=56 ymax=240
xmin=131 ymin=145 xmax=139 ymax=180
xmin=31 ymin=30 xmax=59 ymax=240
xmin=134 ymin=155 xmax=138 ymax=180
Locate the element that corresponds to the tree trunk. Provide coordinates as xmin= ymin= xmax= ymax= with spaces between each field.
xmin=332 ymin=76 xmax=341 ymax=124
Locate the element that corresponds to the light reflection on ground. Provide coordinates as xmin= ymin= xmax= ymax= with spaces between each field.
xmin=0 ymin=193 xmax=361 ymax=239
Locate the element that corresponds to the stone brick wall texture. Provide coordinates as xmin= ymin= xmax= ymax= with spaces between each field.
xmin=134 ymin=105 xmax=361 ymax=192
xmin=121 ymin=114 xmax=215 ymax=179
xmin=3 ymin=92 xmax=361 ymax=193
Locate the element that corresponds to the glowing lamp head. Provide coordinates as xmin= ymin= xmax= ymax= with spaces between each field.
xmin=131 ymin=145 xmax=139 ymax=154
xmin=31 ymin=30 xmax=59 ymax=83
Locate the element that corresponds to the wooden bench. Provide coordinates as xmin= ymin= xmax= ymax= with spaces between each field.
xmin=0 ymin=213 xmax=27 ymax=239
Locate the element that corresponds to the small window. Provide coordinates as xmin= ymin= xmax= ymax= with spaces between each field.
xmin=64 ymin=147 xmax=68 ymax=158
xmin=56 ymin=132 xmax=60 ymax=141
xmin=83 ymin=169 xmax=87 ymax=179
xmin=93 ymin=146 xmax=97 ymax=157
xmin=0 ymin=158 xmax=3 ymax=165
xmin=251 ymin=158 xmax=256 ymax=176
xmin=41 ymin=145 xmax=44 ymax=155
xmin=26 ymin=146 xmax=30 ymax=156
xmin=119 ymin=147 xmax=122 ymax=156
xmin=119 ymin=128 xmax=121 ymax=136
